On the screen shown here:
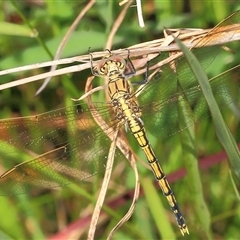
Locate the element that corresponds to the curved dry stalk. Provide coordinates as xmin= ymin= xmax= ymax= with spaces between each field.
xmin=0 ymin=63 xmax=89 ymax=91
xmin=87 ymin=128 xmax=119 ymax=240
xmin=0 ymin=26 xmax=231 ymax=78
xmin=107 ymin=152 xmax=140 ymax=240
xmin=83 ymin=74 xmax=133 ymax=159
xmin=36 ymin=0 xmax=96 ymax=95
xmin=105 ymin=0 xmax=134 ymax=49
xmin=135 ymin=0 xmax=145 ymax=28
xmin=83 ymin=70 xmax=140 ymax=238
xmin=71 ymin=85 xmax=105 ymax=102
xmin=1 ymin=13 xmax=240 ymax=92
xmin=119 ymin=0 xmax=128 ymax=6
xmin=0 ymin=56 xmax=88 ymax=76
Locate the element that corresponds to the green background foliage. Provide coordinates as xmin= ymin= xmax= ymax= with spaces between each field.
xmin=0 ymin=1 xmax=240 ymax=239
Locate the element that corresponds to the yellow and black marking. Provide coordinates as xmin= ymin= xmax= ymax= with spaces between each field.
xmin=91 ymin=50 xmax=189 ymax=235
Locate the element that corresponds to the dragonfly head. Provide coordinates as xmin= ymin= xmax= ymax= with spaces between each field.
xmin=95 ymin=56 xmax=126 ymax=77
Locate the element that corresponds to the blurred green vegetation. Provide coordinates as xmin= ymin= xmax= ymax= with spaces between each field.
xmin=0 ymin=1 xmax=240 ymax=239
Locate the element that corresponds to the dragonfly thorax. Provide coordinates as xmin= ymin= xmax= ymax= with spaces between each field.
xmin=109 ymin=78 xmax=142 ymax=126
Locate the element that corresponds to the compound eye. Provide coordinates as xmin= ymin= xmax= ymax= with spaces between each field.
xmin=116 ymin=61 xmax=122 ymax=67
xmin=96 ymin=62 xmax=107 ymax=75
xmin=112 ymin=57 xmax=126 ymax=66
xmin=100 ymin=66 xmax=106 ymax=72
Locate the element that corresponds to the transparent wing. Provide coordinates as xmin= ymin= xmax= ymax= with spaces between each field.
xmin=137 ymin=11 xmax=240 ymax=138
xmin=0 ymin=103 xmax=124 ymax=195
xmin=139 ymin=63 xmax=240 ymax=139
xmin=1 ymin=11 xmax=240 ymax=196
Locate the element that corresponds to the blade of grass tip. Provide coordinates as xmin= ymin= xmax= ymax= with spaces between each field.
xmin=141 ymin=177 xmax=176 ymax=239
xmin=174 ymin=37 xmax=240 ymax=179
xmin=0 ymin=22 xmax=37 ymax=37
xmin=177 ymin=83 xmax=212 ymax=238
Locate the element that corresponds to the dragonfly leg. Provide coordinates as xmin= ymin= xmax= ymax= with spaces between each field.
xmin=88 ymin=48 xmax=97 ymax=76
xmin=131 ymin=52 xmax=161 ymax=85
xmin=124 ymin=49 xmax=136 ymax=78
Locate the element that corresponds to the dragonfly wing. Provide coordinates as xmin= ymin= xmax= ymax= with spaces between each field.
xmin=0 ymin=103 xmax=124 ymax=195
xmin=139 ymin=54 xmax=240 ymax=139
xmin=138 ymin=11 xmax=240 ymax=139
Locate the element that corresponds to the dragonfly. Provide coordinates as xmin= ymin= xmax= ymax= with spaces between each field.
xmin=89 ymin=50 xmax=188 ymax=235
xmin=0 ymin=10 xmax=240 ymax=235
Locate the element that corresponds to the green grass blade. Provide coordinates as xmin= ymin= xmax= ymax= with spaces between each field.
xmin=0 ymin=22 xmax=37 ymax=37
xmin=177 ymin=83 xmax=212 ymax=238
xmin=175 ymin=38 xmax=240 ymax=179
xmin=141 ymin=177 xmax=176 ymax=239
